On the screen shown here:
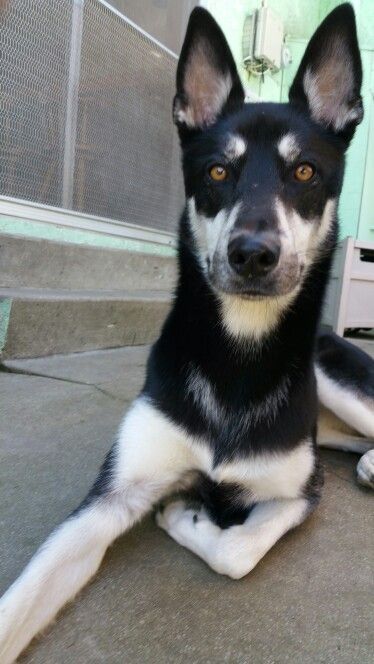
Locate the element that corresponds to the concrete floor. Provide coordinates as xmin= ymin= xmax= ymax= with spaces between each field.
xmin=1 ymin=345 xmax=373 ymax=664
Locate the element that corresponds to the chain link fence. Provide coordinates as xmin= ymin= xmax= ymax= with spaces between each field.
xmin=0 ymin=0 xmax=184 ymax=233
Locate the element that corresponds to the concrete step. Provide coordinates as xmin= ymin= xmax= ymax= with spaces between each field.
xmin=0 ymin=288 xmax=171 ymax=359
xmin=0 ymin=234 xmax=177 ymax=291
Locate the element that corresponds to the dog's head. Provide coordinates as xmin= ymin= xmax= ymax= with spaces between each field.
xmin=175 ymin=4 xmax=362 ymax=309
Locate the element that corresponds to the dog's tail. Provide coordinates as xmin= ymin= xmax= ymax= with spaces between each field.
xmin=315 ymin=331 xmax=374 ymax=448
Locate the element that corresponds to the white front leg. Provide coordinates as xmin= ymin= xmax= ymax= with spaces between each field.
xmin=157 ymin=497 xmax=309 ymax=579
xmin=0 ymin=398 xmax=194 ymax=664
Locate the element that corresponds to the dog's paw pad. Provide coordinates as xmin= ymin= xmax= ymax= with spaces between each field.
xmin=357 ymin=449 xmax=374 ymax=489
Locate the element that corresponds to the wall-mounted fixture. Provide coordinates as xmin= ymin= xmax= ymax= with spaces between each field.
xmin=242 ymin=1 xmax=286 ymax=76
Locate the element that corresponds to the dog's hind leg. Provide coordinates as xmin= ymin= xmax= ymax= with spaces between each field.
xmin=315 ymin=332 xmax=374 ymax=488
xmin=0 ymin=398 xmax=193 ymax=664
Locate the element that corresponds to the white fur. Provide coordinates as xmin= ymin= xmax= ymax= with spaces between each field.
xmin=0 ymin=398 xmax=195 ymax=664
xmin=211 ymin=199 xmax=336 ymax=342
xmin=304 ymin=64 xmax=361 ymax=132
xmin=219 ymin=291 xmax=298 ymax=341
xmin=277 ymin=133 xmax=300 ymax=162
xmin=2 ymin=370 xmax=371 ymax=659
xmin=224 ymin=134 xmax=247 ymax=160
xmin=317 ymin=404 xmax=373 ymax=454
xmin=175 ymin=71 xmax=231 ymax=128
xmin=182 ymin=436 xmax=314 ymax=503
xmin=0 ymin=502 xmax=126 ymax=664
xmin=186 ymin=363 xmax=290 ymax=430
xmin=0 ymin=396 xmax=315 ymax=661
xmin=187 ymin=197 xmax=241 ymax=271
xmin=186 ymin=365 xmax=222 ymax=426
xmin=315 ymin=366 xmax=374 ymax=440
xmin=207 ymin=204 xmax=240 ymax=263
xmin=316 ymin=366 xmax=374 ymax=487
xmin=275 ymin=197 xmax=336 ymax=272
xmin=174 ymin=39 xmax=232 ymax=128
xmin=187 ymin=197 xmax=218 ymax=270
xmin=188 ymin=196 xmax=336 ymax=343
xmin=357 ymin=449 xmax=374 ymax=489
xmin=211 ymin=440 xmax=314 ymax=501
xmin=157 ymin=497 xmax=308 ymax=579
xmin=115 ymin=398 xmax=194 ymax=486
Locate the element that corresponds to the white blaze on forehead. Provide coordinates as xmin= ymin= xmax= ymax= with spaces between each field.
xmin=277 ymin=133 xmax=300 ymax=163
xmin=224 ymin=134 xmax=247 ymax=161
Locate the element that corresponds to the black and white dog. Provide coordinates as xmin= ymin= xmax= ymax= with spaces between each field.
xmin=1 ymin=4 xmax=373 ymax=662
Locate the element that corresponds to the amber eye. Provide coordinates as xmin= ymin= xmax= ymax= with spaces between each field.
xmin=294 ymin=163 xmax=315 ymax=182
xmin=209 ymin=164 xmax=228 ymax=182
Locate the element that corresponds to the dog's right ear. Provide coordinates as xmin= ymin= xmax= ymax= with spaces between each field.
xmin=174 ymin=8 xmax=245 ymax=132
xmin=289 ymin=3 xmax=363 ymax=137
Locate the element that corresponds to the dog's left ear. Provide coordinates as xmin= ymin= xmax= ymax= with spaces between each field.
xmin=174 ymin=7 xmax=245 ymax=131
xmin=289 ymin=3 xmax=363 ymax=136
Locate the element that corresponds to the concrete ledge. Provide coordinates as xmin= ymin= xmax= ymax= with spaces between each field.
xmin=1 ymin=288 xmax=171 ymax=359
xmin=0 ymin=234 xmax=177 ymax=291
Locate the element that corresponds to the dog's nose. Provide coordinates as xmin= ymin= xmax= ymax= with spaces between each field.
xmin=228 ymin=233 xmax=280 ymax=278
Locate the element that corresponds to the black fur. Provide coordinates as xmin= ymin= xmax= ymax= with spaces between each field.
xmin=72 ymin=446 xmax=116 ymax=514
xmin=186 ymin=474 xmax=253 ymax=529
xmin=144 ymin=245 xmax=325 ymax=462
xmin=317 ymin=332 xmax=374 ymax=399
xmin=141 ymin=5 xmax=363 ymax=527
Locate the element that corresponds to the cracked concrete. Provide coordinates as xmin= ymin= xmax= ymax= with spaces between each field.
xmin=1 ymin=345 xmax=373 ymax=663
xmin=2 ymin=345 xmax=147 ymax=402
xmin=0 ymin=365 xmax=123 ymax=402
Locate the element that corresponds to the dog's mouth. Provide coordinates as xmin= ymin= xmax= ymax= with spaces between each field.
xmin=208 ymin=257 xmax=304 ymax=300
xmin=233 ymin=291 xmax=274 ymax=300
xmin=209 ymin=275 xmax=300 ymax=300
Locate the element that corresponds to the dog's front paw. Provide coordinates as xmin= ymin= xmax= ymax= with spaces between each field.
xmin=156 ymin=499 xmax=206 ymax=531
xmin=156 ymin=499 xmax=193 ymax=532
xmin=357 ymin=449 xmax=374 ymax=489
xmin=156 ymin=499 xmax=211 ymax=548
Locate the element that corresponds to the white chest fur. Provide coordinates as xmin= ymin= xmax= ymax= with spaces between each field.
xmin=117 ymin=399 xmax=315 ymax=504
xmin=190 ymin=438 xmax=315 ymax=501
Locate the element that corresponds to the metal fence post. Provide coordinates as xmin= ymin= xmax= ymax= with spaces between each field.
xmin=62 ymin=0 xmax=84 ymax=209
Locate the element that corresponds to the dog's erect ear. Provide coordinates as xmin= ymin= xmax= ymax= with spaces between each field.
xmin=174 ymin=7 xmax=245 ymax=131
xmin=289 ymin=3 xmax=363 ymax=135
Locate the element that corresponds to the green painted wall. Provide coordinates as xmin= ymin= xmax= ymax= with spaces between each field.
xmin=0 ymin=298 xmax=11 ymax=353
xmin=202 ymin=0 xmax=374 ymax=244
xmin=0 ymin=216 xmax=176 ymax=256
xmin=357 ymin=53 xmax=374 ymax=242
